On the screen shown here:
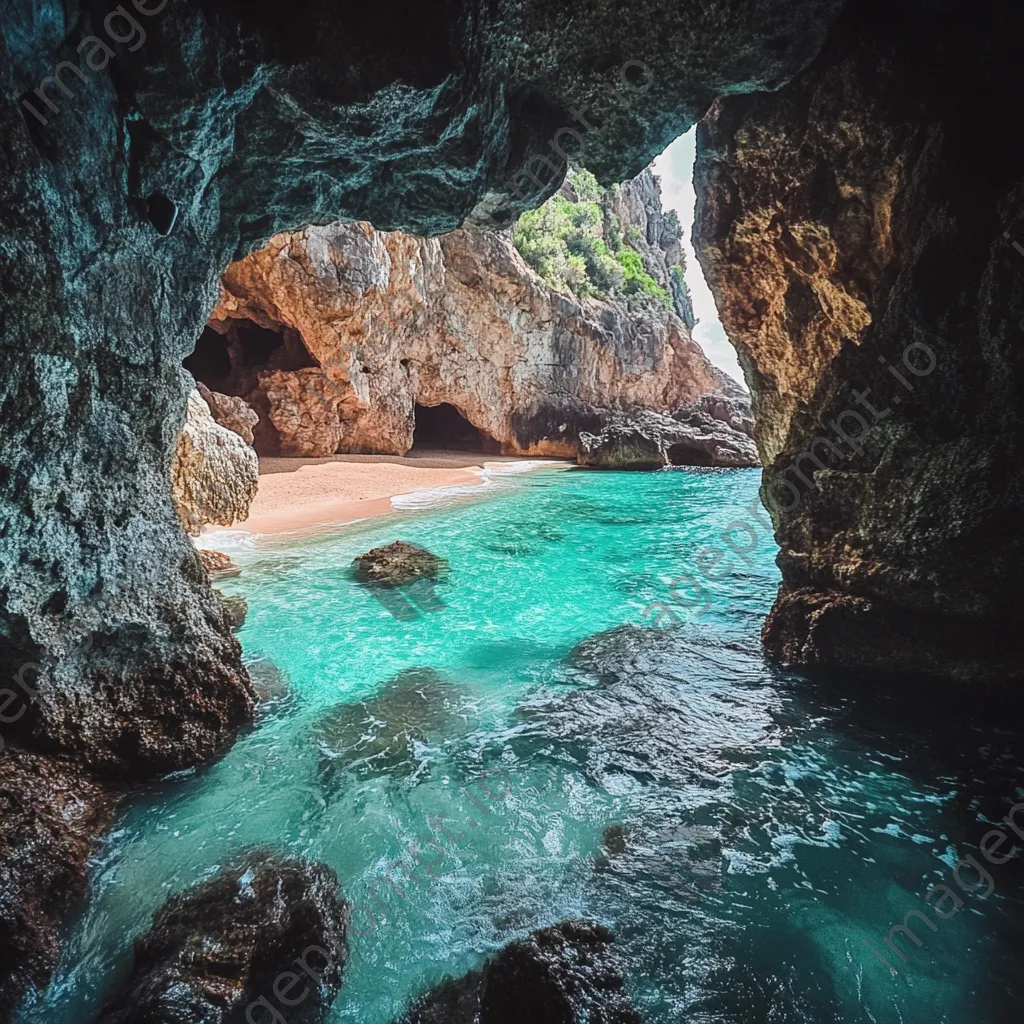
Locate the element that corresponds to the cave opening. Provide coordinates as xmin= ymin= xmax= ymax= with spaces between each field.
xmin=412 ymin=402 xmax=498 ymax=453
xmin=183 ymin=319 xmax=319 ymax=400
xmin=666 ymin=443 xmax=715 ymax=467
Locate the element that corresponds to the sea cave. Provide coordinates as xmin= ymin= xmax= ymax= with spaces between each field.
xmin=1 ymin=1 xmax=1022 ymax=1022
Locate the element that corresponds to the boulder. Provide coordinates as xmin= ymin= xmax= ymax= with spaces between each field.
xmin=171 ymin=387 xmax=260 ymax=536
xmin=578 ymin=410 xmax=759 ymax=469
xmin=352 ymin=542 xmax=448 ymax=588
xmin=196 ymin=381 xmax=260 ymax=446
xmin=395 ymin=920 xmax=641 ymax=1024
xmin=198 ymin=550 xmax=243 ymax=581
xmin=95 ymin=850 xmax=348 ymax=1024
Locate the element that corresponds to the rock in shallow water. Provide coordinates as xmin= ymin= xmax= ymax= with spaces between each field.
xmin=198 ymin=549 xmax=244 ymax=581
xmin=352 ymin=542 xmax=449 ymax=588
xmin=396 ymin=920 xmax=641 ymax=1024
xmin=95 ymin=850 xmax=348 ymax=1024
xmin=313 ymin=668 xmax=469 ymax=789
xmin=578 ymin=407 xmax=759 ymax=469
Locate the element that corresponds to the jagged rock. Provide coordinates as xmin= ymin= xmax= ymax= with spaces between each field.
xmin=313 ymin=668 xmax=468 ymax=788
xmin=0 ymin=747 xmax=120 ymax=1022
xmin=198 ymin=550 xmax=243 ymax=581
xmin=396 ymin=920 xmax=641 ymax=1024
xmin=352 ymin=542 xmax=448 ymax=588
xmin=202 ymin=172 xmax=736 ymax=459
xmin=171 ymin=387 xmax=260 ymax=536
xmin=215 ymin=592 xmax=248 ymax=633
xmin=694 ymin=0 xmax=1024 ymax=681
xmin=95 ymin=850 xmax=348 ymax=1024
xmin=196 ymin=381 xmax=259 ymax=447
xmin=675 ymin=392 xmax=755 ymax=438
xmin=578 ymin=409 xmax=759 ymax=469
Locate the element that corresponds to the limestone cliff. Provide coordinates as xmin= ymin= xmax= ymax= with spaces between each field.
xmin=194 ymin=171 xmax=738 ymax=459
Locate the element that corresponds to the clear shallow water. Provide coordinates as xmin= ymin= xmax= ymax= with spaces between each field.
xmin=19 ymin=467 xmax=1024 ymax=1023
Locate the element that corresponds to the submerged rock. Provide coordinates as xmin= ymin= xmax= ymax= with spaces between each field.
xmin=314 ymin=669 xmax=468 ymax=788
xmin=578 ymin=408 xmax=759 ymax=470
xmin=352 ymin=542 xmax=448 ymax=588
xmin=247 ymin=659 xmax=292 ymax=704
xmin=171 ymin=386 xmax=260 ymax=536
xmin=198 ymin=549 xmax=243 ymax=581
xmin=95 ymin=850 xmax=348 ymax=1024
xmin=215 ymin=592 xmax=248 ymax=633
xmin=396 ymin=920 xmax=641 ymax=1023
xmin=517 ymin=625 xmax=781 ymax=788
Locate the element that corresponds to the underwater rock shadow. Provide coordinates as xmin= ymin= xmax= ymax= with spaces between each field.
xmin=310 ymin=668 xmax=476 ymax=799
xmin=510 ymin=624 xmax=788 ymax=789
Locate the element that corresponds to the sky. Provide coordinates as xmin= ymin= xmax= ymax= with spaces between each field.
xmin=652 ymin=128 xmax=745 ymax=386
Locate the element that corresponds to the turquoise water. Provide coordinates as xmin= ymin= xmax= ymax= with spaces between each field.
xmin=18 ymin=467 xmax=1024 ymax=1022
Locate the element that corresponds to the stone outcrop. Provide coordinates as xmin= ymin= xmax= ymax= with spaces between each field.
xmin=694 ymin=0 xmax=1024 ymax=682
xmin=578 ymin=404 xmax=759 ymax=469
xmin=199 ymin=170 xmax=739 ymax=459
xmin=0 ymin=748 xmax=120 ymax=1021
xmin=396 ymin=920 xmax=641 ymax=1023
xmin=198 ymin=550 xmax=243 ymax=581
xmin=171 ymin=386 xmax=261 ymax=536
xmin=196 ymin=382 xmax=259 ymax=447
xmin=352 ymin=542 xmax=448 ymax=588
xmin=95 ymin=850 xmax=348 ymax=1024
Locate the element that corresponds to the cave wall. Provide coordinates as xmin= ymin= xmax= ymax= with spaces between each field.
xmin=694 ymin=0 xmax=1024 ymax=682
xmin=0 ymin=1 xmax=845 ymax=1012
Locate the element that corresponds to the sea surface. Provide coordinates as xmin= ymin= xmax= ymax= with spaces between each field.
xmin=19 ymin=466 xmax=1024 ymax=1023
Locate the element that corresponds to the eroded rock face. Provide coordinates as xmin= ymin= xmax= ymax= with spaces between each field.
xmin=205 ymin=172 xmax=739 ymax=458
xmin=0 ymin=748 xmax=120 ymax=1021
xmin=196 ymin=382 xmax=259 ymax=447
xmin=95 ymin=850 xmax=348 ymax=1024
xmin=171 ymin=387 xmax=261 ymax=536
xmin=397 ymin=920 xmax=641 ymax=1024
xmin=694 ymin=0 xmax=1024 ymax=682
xmin=578 ymin=405 xmax=759 ymax=469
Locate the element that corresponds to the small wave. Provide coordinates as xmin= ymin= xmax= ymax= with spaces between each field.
xmin=194 ymin=529 xmax=261 ymax=552
xmin=390 ymin=477 xmax=492 ymax=510
xmin=481 ymin=460 xmax=566 ymax=478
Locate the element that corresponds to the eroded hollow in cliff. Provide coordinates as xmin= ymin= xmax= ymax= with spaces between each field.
xmin=412 ymin=402 xmax=500 ymax=453
xmin=185 ymin=321 xmax=319 ymax=398
xmin=666 ymin=442 xmax=715 ymax=467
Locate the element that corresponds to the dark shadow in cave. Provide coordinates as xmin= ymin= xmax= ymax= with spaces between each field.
xmin=666 ymin=442 xmax=715 ymax=467
xmin=183 ymin=320 xmax=318 ymax=399
xmin=412 ymin=402 xmax=500 ymax=453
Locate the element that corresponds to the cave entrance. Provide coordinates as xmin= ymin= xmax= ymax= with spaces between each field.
xmin=412 ymin=402 xmax=497 ymax=453
xmin=666 ymin=443 xmax=715 ymax=467
xmin=183 ymin=320 xmax=318 ymax=399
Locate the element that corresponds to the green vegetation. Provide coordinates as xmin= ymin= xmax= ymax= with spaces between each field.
xmin=513 ymin=168 xmax=672 ymax=309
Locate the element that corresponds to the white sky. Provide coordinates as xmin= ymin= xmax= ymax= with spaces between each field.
xmin=652 ymin=128 xmax=745 ymax=386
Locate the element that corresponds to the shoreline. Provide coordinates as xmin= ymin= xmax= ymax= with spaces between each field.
xmin=200 ymin=451 xmax=572 ymax=542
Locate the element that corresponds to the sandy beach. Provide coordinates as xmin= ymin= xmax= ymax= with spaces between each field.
xmin=214 ymin=450 xmax=570 ymax=537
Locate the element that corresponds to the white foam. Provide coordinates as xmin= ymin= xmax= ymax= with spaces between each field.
xmin=481 ymin=459 xmax=565 ymax=477
xmin=194 ymin=529 xmax=260 ymax=552
xmin=389 ymin=477 xmax=491 ymax=510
